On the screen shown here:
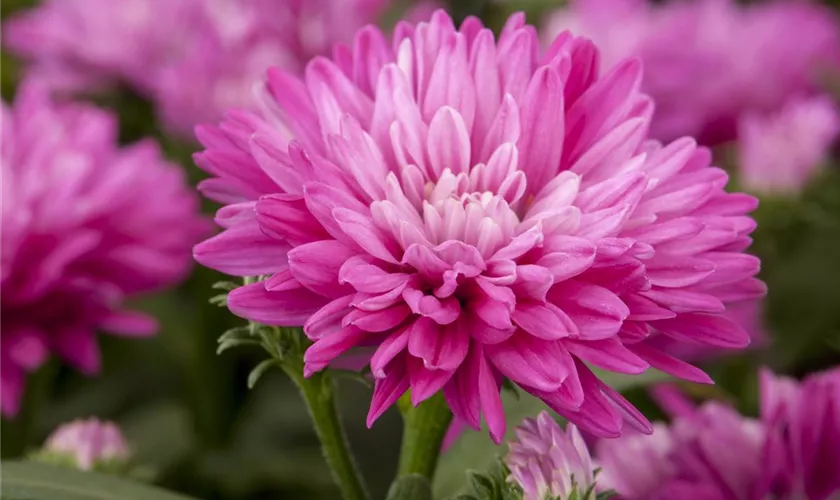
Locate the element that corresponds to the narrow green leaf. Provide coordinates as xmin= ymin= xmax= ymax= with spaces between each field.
xmin=216 ymin=338 xmax=261 ymax=355
xmin=1 ymin=461 xmax=195 ymax=500
xmin=466 ymin=471 xmax=496 ymax=499
xmin=247 ymin=359 xmax=278 ymax=389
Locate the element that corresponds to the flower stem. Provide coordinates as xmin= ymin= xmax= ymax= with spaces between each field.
xmin=397 ymin=392 xmax=453 ymax=480
xmin=284 ymin=365 xmax=371 ymax=500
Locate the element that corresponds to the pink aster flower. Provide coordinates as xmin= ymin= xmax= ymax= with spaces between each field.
xmin=1 ymin=81 xmax=207 ymax=417
xmin=193 ymin=10 xmax=764 ymax=442
xmin=544 ymin=0 xmax=840 ymax=144
xmin=42 ymin=418 xmax=130 ymax=471
xmin=3 ymin=0 xmax=425 ymax=138
xmin=506 ymin=412 xmax=595 ymax=500
xmin=596 ymin=367 xmax=840 ymax=500
xmin=738 ymin=96 xmax=840 ymax=195
xmin=1 ymin=0 xmax=197 ymax=94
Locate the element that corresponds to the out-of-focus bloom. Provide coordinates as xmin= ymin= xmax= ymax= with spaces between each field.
xmin=3 ymin=0 xmax=420 ymax=137
xmin=595 ymin=423 xmax=675 ymax=500
xmin=40 ymin=418 xmax=130 ymax=471
xmin=194 ymin=10 xmax=764 ymax=442
xmin=152 ymin=0 xmax=399 ymax=135
xmin=1 ymin=0 xmax=196 ymax=94
xmin=544 ymin=0 xmax=840 ymax=144
xmin=761 ymin=368 xmax=840 ymax=500
xmin=738 ymin=96 xmax=840 ymax=195
xmin=506 ymin=412 xmax=595 ymax=500
xmin=595 ymin=367 xmax=840 ymax=500
xmin=0 ymin=81 xmax=206 ymax=417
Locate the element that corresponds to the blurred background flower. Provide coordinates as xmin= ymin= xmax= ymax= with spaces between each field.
xmin=1 ymin=80 xmax=206 ymax=417
xmin=33 ymin=417 xmax=131 ymax=472
xmin=595 ymin=368 xmax=840 ymax=500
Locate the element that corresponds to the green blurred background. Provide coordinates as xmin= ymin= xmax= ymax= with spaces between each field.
xmin=2 ymin=0 xmax=840 ymax=499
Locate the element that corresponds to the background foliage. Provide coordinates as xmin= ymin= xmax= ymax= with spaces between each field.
xmin=2 ymin=0 xmax=840 ymax=499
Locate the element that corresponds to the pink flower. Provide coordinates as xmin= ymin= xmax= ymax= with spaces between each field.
xmin=2 ymin=0 xmax=197 ymax=94
xmin=595 ymin=423 xmax=675 ymax=500
xmin=3 ymin=0 xmax=420 ymax=137
xmin=761 ymin=368 xmax=840 ymax=500
xmin=0 ymin=81 xmax=207 ymax=417
xmin=194 ymin=10 xmax=764 ymax=443
xmin=153 ymin=0 xmax=400 ymax=135
xmin=43 ymin=418 xmax=130 ymax=471
xmin=738 ymin=96 xmax=840 ymax=194
xmin=506 ymin=412 xmax=595 ymax=500
xmin=596 ymin=367 xmax=840 ymax=500
xmin=544 ymin=0 xmax=840 ymax=145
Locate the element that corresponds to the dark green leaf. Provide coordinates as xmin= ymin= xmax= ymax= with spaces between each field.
xmin=467 ymin=471 xmax=496 ymax=499
xmin=1 ymin=461 xmax=196 ymax=500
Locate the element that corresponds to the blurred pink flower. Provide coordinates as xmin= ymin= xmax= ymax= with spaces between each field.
xmin=760 ymin=368 xmax=840 ymax=500
xmin=3 ymin=0 xmax=426 ymax=138
xmin=194 ymin=10 xmax=763 ymax=443
xmin=596 ymin=367 xmax=840 ymax=500
xmin=2 ymin=0 xmax=197 ymax=94
xmin=506 ymin=412 xmax=595 ymax=500
xmin=44 ymin=418 xmax=130 ymax=471
xmin=544 ymin=0 xmax=840 ymax=145
xmin=0 ymin=81 xmax=207 ymax=417
xmin=738 ymin=96 xmax=840 ymax=194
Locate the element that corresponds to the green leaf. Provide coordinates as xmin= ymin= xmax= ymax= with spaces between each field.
xmin=247 ymin=359 xmax=278 ymax=389
xmin=433 ymin=369 xmax=671 ymax=498
xmin=1 ymin=461 xmax=196 ymax=500
xmin=467 ymin=471 xmax=496 ymax=499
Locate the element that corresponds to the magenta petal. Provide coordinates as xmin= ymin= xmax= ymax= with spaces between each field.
xmin=537 ymin=237 xmax=597 ymax=281
xmin=511 ymin=302 xmax=578 ymax=340
xmin=444 ymin=343 xmax=482 ymax=430
xmin=288 ymin=240 xmax=358 ymax=297
xmin=304 ymin=325 xmax=367 ymax=376
xmin=477 ymin=347 xmax=506 ymax=444
xmin=549 ymin=281 xmax=629 ymax=340
xmin=345 ymin=305 xmax=411 ymax=332
xmin=367 ymin=361 xmax=410 ymax=427
xmin=0 ymin=365 xmax=24 ymax=417
xmin=596 ymin=376 xmax=653 ymax=434
xmin=339 ymin=256 xmax=410 ymax=293
xmin=623 ymin=294 xmax=677 ymax=321
xmin=485 ymin=333 xmax=570 ymax=391
xmin=565 ymin=337 xmax=649 ymax=374
xmin=645 ymin=255 xmax=715 ymax=288
xmin=333 ymin=208 xmax=400 ymax=264
xmin=641 ymin=289 xmax=725 ymax=314
xmin=100 ymin=310 xmax=158 ymax=337
xmin=407 ymin=317 xmax=470 ymax=371
xmin=256 ymin=194 xmax=330 ymax=245
xmin=408 ymin=357 xmax=455 ymax=406
xmin=228 ymin=282 xmax=327 ymax=326
xmin=629 ymin=342 xmax=713 ymax=384
xmin=654 ymin=313 xmax=750 ymax=348
xmin=304 ymin=295 xmax=354 ymax=339
xmin=193 ymin=224 xmax=290 ymax=277
xmin=54 ymin=327 xmax=100 ymax=375
xmin=370 ymin=327 xmax=411 ymax=377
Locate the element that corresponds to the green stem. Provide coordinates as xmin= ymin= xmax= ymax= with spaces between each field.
xmin=397 ymin=392 xmax=453 ymax=480
xmin=284 ymin=366 xmax=371 ymax=500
